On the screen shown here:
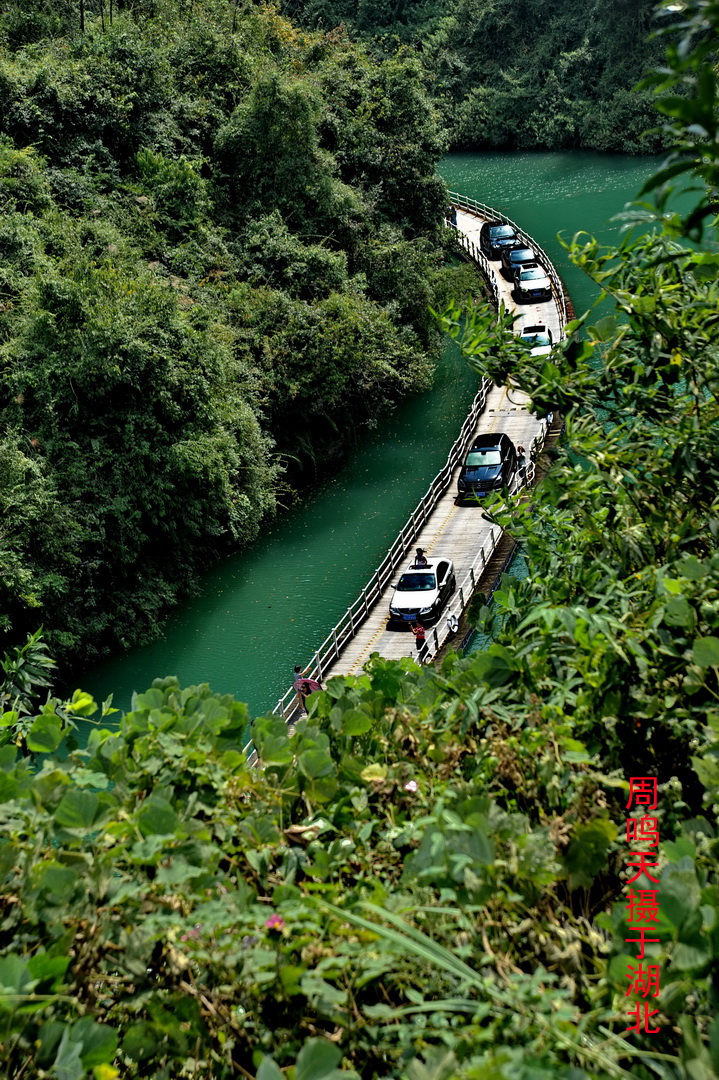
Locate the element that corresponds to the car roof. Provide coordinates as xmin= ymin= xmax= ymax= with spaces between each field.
xmin=521 ymin=324 xmax=547 ymax=335
xmin=506 ymin=247 xmax=534 ymax=258
xmin=403 ymin=558 xmax=452 ymax=570
xmin=471 ymin=433 xmax=507 ymax=449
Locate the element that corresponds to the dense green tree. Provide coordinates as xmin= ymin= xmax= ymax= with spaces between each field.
xmin=0 ymin=0 xmax=459 ymax=665
xmin=316 ymin=48 xmax=448 ymax=234
xmin=215 ymin=71 xmax=356 ymax=230
xmin=0 ymin=440 xmax=80 ymax=648
xmin=283 ymin=0 xmax=669 ymax=152
xmin=4 ymin=241 xmax=278 ymax=655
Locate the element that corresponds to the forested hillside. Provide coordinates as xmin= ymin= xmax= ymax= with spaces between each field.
xmin=0 ymin=0 xmax=475 ymax=666
xmin=281 ymin=0 xmax=668 ymax=152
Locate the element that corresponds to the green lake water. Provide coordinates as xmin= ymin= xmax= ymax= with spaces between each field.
xmin=73 ymin=151 xmax=659 ymax=722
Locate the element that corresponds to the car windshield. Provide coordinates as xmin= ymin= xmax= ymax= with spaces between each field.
xmin=489 ymin=225 xmax=515 ymax=238
xmin=466 ymin=450 xmax=501 ymax=466
xmin=523 ymin=333 xmax=552 ymax=347
xmin=510 ymin=249 xmax=534 ymax=261
xmin=397 ymin=573 xmax=436 ymax=592
xmin=520 ymin=268 xmax=546 ymax=280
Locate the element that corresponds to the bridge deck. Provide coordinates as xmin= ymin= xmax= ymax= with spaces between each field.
xmin=322 ymin=206 xmax=561 ymax=678
xmin=456 ymin=209 xmax=563 ymax=342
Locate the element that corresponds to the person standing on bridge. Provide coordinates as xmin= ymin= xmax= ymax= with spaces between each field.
xmin=411 ymin=621 xmax=428 ymax=663
xmin=414 ymin=548 xmax=429 ymax=568
xmin=293 ymin=667 xmax=322 ymax=714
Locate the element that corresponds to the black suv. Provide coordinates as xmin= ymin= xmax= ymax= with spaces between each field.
xmin=500 ymin=246 xmax=536 ymax=280
xmin=479 ymin=221 xmax=520 ymax=260
xmin=457 ymin=433 xmax=517 ymax=502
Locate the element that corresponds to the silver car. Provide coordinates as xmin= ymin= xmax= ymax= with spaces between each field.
xmin=389 ymin=557 xmax=456 ymax=625
xmin=514 ymin=264 xmax=552 ymax=302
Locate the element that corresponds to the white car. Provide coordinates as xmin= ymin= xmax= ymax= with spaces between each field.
xmin=514 ymin=263 xmax=552 ymax=302
xmin=519 ymin=324 xmax=553 ymax=356
xmin=389 ymin=557 xmax=456 ymax=625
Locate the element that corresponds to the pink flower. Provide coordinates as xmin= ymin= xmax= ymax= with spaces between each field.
xmin=265 ymin=914 xmax=286 ymax=931
xmin=404 ymin=780 xmax=418 ymax=793
xmin=181 ymin=923 xmax=202 ymax=941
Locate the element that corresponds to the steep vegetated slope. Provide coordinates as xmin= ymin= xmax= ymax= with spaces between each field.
xmin=1 ymin=3 xmax=719 ymax=1077
xmin=0 ymin=0 xmax=476 ymax=665
xmin=282 ymin=0 xmax=668 ymax=152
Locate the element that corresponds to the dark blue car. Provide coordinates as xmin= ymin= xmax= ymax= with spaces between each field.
xmin=457 ymin=433 xmax=517 ymax=502
xmin=479 ymin=221 xmax=520 ymax=260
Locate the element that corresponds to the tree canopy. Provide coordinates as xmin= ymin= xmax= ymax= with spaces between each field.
xmin=0 ymin=0 xmax=469 ymax=667
xmin=282 ymin=0 xmax=669 ymax=152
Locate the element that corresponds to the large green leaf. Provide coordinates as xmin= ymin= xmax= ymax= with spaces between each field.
xmin=692 ymin=755 xmax=719 ymax=793
xmin=693 ymin=636 xmax=719 ymax=668
xmin=26 ymin=716 xmax=63 ymax=754
xmin=34 ymin=861 xmax=79 ymax=901
xmin=659 ymin=860 xmax=700 ymax=929
xmin=562 ymin=818 xmax=617 ymax=890
xmin=27 ymin=952 xmax=70 ymax=987
xmin=122 ymin=1022 xmax=156 ymax=1061
xmin=0 ymin=955 xmax=33 ymax=1004
xmin=257 ymin=1057 xmax=285 ymax=1080
xmin=137 ymin=797 xmax=178 ymax=836
xmin=295 ymin=1038 xmax=342 ymax=1080
xmin=298 ymin=749 xmax=334 ymax=779
xmin=340 ymin=709 xmax=372 ymax=736
xmin=66 ymin=689 xmax=98 ymax=717
xmin=54 ymin=790 xmax=100 ymax=829
xmin=134 ymin=688 xmax=166 ymax=711
xmin=52 ymin=1028 xmax=84 ymax=1080
xmin=73 ymin=1017 xmax=119 ymax=1067
xmin=664 ymin=597 xmax=695 ymax=629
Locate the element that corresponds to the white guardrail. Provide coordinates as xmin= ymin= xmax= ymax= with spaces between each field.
xmin=447 ymin=190 xmax=569 ymax=331
xmin=240 ymin=195 xmax=561 ymax=755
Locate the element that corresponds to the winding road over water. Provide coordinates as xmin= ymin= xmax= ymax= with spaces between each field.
xmin=76 ymin=152 xmax=658 ymax=718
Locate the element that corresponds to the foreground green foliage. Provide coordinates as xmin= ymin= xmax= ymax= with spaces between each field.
xmin=0 ymin=0 xmax=468 ymax=666
xmin=282 ymin=0 xmax=668 ymax=152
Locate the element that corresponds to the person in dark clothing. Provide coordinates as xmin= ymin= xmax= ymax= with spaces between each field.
xmin=414 ymin=548 xmax=429 ymax=568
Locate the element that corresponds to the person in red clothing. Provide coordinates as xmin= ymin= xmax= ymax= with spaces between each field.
xmin=293 ymin=670 xmax=323 ymax=714
xmin=410 ymin=621 xmax=428 ymax=663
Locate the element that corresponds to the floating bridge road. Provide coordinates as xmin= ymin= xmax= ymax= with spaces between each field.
xmin=272 ymin=194 xmax=568 ymax=720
